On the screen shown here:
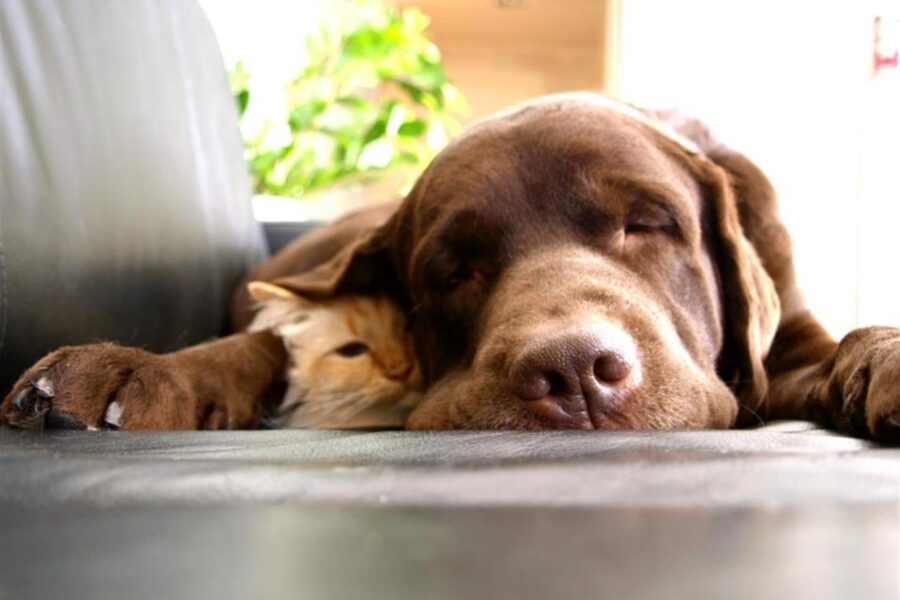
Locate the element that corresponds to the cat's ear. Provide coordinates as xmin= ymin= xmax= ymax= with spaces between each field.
xmin=246 ymin=280 xmax=316 ymax=333
xmin=247 ymin=281 xmax=304 ymax=302
xmin=271 ymin=215 xmax=401 ymax=301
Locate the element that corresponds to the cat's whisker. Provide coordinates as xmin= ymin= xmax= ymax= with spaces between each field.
xmin=274 ymin=400 xmax=302 ymax=418
xmin=313 ymin=392 xmax=384 ymax=419
xmin=300 ymin=394 xmax=364 ymax=417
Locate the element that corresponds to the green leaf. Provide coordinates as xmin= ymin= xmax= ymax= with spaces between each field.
xmin=397 ymin=150 xmax=420 ymax=164
xmin=409 ymin=60 xmax=446 ymax=90
xmin=362 ymin=118 xmax=388 ymax=146
xmin=397 ymin=81 xmax=425 ymax=104
xmin=397 ymin=119 xmax=427 ymax=137
xmin=335 ymin=96 xmax=373 ymax=111
xmin=235 ymin=90 xmax=249 ymax=117
xmin=288 ymin=100 xmax=328 ymax=132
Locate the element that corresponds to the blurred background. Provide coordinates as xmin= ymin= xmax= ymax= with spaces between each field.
xmin=198 ymin=0 xmax=899 ymax=340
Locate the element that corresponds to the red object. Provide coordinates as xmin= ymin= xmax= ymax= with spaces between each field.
xmin=873 ymin=16 xmax=899 ymax=75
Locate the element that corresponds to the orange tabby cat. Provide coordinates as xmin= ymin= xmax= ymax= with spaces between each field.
xmin=247 ymin=282 xmax=423 ymax=429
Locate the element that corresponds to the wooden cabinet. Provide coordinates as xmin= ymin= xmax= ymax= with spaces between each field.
xmin=395 ymin=0 xmax=620 ymax=123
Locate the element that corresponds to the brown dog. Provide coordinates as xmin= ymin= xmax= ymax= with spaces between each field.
xmin=3 ymin=94 xmax=900 ymax=441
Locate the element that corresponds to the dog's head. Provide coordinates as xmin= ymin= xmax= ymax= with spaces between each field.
xmin=276 ymin=94 xmax=780 ymax=430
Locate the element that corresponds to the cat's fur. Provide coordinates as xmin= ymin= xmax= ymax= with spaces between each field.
xmin=247 ymin=282 xmax=423 ymax=429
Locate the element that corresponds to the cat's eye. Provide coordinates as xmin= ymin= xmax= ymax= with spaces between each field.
xmin=335 ymin=341 xmax=369 ymax=358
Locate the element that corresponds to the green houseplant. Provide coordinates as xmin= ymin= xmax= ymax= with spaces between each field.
xmin=231 ymin=1 xmax=466 ymax=200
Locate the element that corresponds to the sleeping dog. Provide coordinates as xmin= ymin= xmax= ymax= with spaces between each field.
xmin=4 ymin=93 xmax=900 ymax=441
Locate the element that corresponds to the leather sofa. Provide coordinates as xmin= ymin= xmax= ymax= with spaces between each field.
xmin=1 ymin=2 xmax=898 ymax=599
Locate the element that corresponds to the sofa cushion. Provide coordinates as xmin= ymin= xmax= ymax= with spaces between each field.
xmin=0 ymin=0 xmax=265 ymax=391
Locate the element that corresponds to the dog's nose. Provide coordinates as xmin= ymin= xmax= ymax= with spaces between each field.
xmin=509 ymin=322 xmax=639 ymax=421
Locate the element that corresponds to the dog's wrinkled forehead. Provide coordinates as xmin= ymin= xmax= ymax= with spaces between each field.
xmin=411 ymin=93 xmax=702 ymax=221
xmin=397 ymin=91 xmax=710 ymax=270
xmin=422 ymin=93 xmax=701 ymax=189
xmin=466 ymin=92 xmax=700 ymax=156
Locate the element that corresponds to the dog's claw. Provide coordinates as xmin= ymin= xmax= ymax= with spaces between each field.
xmin=45 ymin=409 xmax=86 ymax=430
xmin=103 ymin=401 xmax=124 ymax=429
xmin=12 ymin=388 xmax=33 ymax=411
xmin=33 ymin=375 xmax=56 ymax=399
xmin=6 ymin=386 xmax=53 ymax=429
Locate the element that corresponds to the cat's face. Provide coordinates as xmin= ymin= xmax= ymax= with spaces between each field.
xmin=249 ymin=283 xmax=423 ymax=429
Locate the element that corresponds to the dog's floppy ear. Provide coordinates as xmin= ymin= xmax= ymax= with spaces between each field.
xmin=649 ymin=107 xmax=782 ymax=418
xmin=270 ymin=217 xmax=401 ymax=301
xmin=701 ymin=161 xmax=781 ymax=417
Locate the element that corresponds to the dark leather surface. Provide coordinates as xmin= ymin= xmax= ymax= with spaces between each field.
xmin=263 ymin=221 xmax=323 ymax=255
xmin=3 ymin=503 xmax=896 ymax=600
xmin=2 ymin=422 xmax=898 ymax=508
xmin=1 ymin=422 xmax=898 ymax=599
xmin=0 ymin=0 xmax=266 ymax=392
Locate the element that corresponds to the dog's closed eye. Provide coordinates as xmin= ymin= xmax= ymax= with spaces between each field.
xmin=624 ymin=200 xmax=678 ymax=236
xmin=446 ymin=264 xmax=486 ymax=289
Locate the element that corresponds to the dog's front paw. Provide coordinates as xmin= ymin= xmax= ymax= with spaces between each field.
xmin=1 ymin=343 xmax=211 ymax=431
xmin=832 ymin=327 xmax=900 ymax=443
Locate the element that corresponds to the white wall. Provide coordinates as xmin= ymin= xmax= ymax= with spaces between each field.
xmin=620 ymin=0 xmax=900 ymax=338
xmin=197 ymin=0 xmax=333 ymax=148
